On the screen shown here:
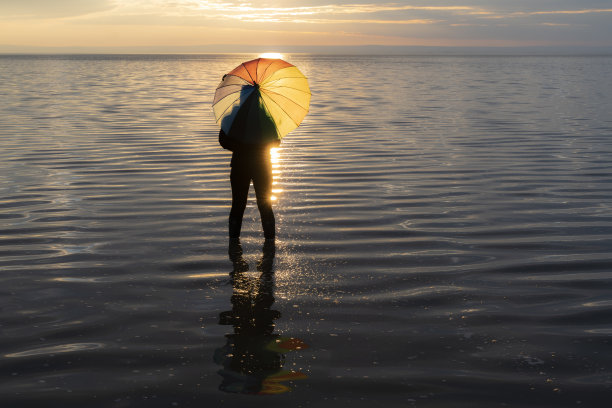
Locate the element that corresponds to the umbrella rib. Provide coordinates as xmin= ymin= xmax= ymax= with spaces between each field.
xmin=263 ymin=84 xmax=312 ymax=95
xmin=261 ymin=75 xmax=311 ymax=95
xmin=259 ymin=92 xmax=293 ymax=134
xmin=215 ymin=75 xmax=250 ymax=89
xmin=214 ymin=92 xmax=244 ymax=123
xmin=213 ymin=86 xmax=245 ymax=105
xmin=260 ymin=59 xmax=277 ymax=81
xmin=215 ymin=84 xmax=240 ymax=91
xmin=212 ymin=91 xmax=241 ymax=110
xmin=255 ymin=59 xmax=261 ymax=83
xmin=261 ymin=88 xmax=310 ymax=110
xmin=261 ymin=90 xmax=301 ymax=128
xmin=242 ymin=63 xmax=256 ymax=84
xmin=261 ymin=77 xmax=311 ymax=90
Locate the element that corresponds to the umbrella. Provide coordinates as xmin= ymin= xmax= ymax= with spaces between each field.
xmin=213 ymin=58 xmax=310 ymax=145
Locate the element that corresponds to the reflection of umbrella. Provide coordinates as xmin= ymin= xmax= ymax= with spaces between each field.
xmin=213 ymin=58 xmax=310 ymax=145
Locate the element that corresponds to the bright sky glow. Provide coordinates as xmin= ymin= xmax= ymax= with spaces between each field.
xmin=1 ymin=1 xmax=611 ymax=52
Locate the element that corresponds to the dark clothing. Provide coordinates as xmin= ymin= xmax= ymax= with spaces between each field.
xmin=229 ymin=159 xmax=274 ymax=239
xmin=219 ymin=129 xmax=279 ymax=239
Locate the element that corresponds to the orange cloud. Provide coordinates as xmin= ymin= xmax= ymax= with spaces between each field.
xmin=520 ymin=9 xmax=612 ymax=15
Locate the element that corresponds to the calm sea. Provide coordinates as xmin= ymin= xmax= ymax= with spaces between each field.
xmin=1 ymin=54 xmax=612 ymax=407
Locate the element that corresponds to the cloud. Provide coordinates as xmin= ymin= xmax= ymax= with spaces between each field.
xmin=0 ymin=0 xmax=116 ymax=19
xmin=102 ymin=2 xmax=612 ymax=27
xmin=3 ymin=0 xmax=612 ymax=49
xmin=106 ymin=1 xmax=476 ymax=23
xmin=155 ymin=1 xmax=476 ymax=15
xmin=276 ymin=18 xmax=441 ymax=25
xmin=517 ymin=8 xmax=612 ymax=15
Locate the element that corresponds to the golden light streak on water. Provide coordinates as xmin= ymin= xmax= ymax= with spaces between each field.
xmin=271 ymin=147 xmax=281 ymax=201
xmin=270 ymin=147 xmax=280 ymax=163
xmin=185 ymin=272 xmax=228 ymax=279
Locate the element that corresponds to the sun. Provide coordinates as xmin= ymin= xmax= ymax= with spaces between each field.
xmin=258 ymin=52 xmax=284 ymax=59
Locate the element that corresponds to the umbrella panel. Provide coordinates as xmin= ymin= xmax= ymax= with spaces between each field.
xmin=227 ymin=58 xmax=293 ymax=84
xmin=260 ymin=91 xmax=305 ymax=139
xmin=213 ymin=75 xmax=250 ymax=105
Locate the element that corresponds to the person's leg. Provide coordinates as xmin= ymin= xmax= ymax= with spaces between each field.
xmin=252 ymin=159 xmax=275 ymax=240
xmin=229 ymin=165 xmax=251 ymax=239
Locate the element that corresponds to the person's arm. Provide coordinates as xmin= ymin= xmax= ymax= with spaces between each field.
xmin=219 ymin=129 xmax=239 ymax=152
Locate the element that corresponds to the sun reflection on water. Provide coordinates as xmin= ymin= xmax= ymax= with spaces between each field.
xmin=259 ymin=52 xmax=284 ymax=60
xmin=270 ymin=147 xmax=282 ymax=201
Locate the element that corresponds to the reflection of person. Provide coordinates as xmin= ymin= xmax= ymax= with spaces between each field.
xmin=219 ymin=129 xmax=280 ymax=240
xmin=214 ymin=239 xmax=308 ymax=395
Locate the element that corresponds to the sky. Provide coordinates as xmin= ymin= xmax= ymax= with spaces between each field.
xmin=1 ymin=0 xmax=612 ymax=53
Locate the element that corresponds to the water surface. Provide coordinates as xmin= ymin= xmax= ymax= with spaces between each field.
xmin=1 ymin=54 xmax=612 ymax=407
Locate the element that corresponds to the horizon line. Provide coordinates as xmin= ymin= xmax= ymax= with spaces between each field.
xmin=2 ymin=44 xmax=612 ymax=56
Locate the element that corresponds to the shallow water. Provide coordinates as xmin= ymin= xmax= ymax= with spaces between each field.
xmin=1 ymin=54 xmax=612 ymax=407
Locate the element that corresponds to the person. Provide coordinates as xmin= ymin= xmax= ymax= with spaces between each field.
xmin=219 ymin=128 xmax=279 ymax=240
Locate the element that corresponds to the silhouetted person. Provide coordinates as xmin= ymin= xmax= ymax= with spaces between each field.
xmin=219 ymin=129 xmax=279 ymax=240
xmin=214 ymin=239 xmax=307 ymax=394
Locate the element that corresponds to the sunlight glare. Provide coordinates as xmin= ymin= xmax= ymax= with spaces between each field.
xmin=270 ymin=147 xmax=280 ymax=164
xmin=270 ymin=147 xmax=281 ymax=201
xmin=259 ymin=52 xmax=284 ymax=59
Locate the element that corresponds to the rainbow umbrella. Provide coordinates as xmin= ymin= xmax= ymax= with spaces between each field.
xmin=213 ymin=58 xmax=310 ymax=145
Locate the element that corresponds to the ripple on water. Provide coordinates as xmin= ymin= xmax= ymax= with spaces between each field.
xmin=5 ymin=343 xmax=105 ymax=358
xmin=1 ymin=54 xmax=612 ymax=407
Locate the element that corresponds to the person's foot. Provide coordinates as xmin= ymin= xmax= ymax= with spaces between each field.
xmin=228 ymin=238 xmax=249 ymax=272
xmin=257 ymin=239 xmax=276 ymax=272
xmin=232 ymin=260 xmax=249 ymax=273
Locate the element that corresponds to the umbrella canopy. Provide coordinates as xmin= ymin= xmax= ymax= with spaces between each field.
xmin=213 ymin=58 xmax=310 ymax=145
